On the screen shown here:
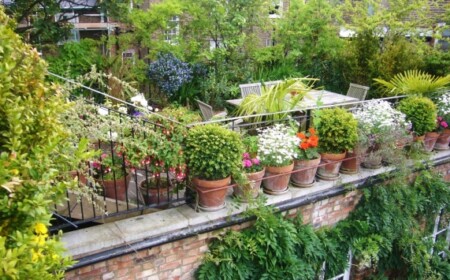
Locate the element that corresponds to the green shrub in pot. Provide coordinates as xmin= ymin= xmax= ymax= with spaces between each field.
xmin=185 ymin=124 xmax=244 ymax=180
xmin=314 ymin=107 xmax=358 ymax=154
xmin=397 ymin=96 xmax=437 ymax=137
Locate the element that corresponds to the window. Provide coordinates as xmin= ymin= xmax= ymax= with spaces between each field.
xmin=269 ymin=0 xmax=283 ymax=18
xmin=122 ymin=49 xmax=135 ymax=65
xmin=164 ymin=16 xmax=180 ymax=44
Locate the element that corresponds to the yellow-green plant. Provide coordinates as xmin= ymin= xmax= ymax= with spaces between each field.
xmin=374 ymin=70 xmax=450 ymax=97
xmin=0 ymin=7 xmax=91 ymax=278
xmin=236 ymin=78 xmax=318 ymax=123
xmin=397 ymin=96 xmax=437 ymax=136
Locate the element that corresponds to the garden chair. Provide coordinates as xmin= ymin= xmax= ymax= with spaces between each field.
xmin=196 ymin=100 xmax=227 ymax=121
xmin=239 ymin=83 xmax=262 ymax=98
xmin=346 ymin=83 xmax=370 ymax=101
xmin=262 ymin=80 xmax=282 ymax=90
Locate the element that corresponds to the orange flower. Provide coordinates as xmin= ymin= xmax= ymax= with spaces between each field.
xmin=297 ymin=132 xmax=306 ymax=140
xmin=308 ymin=127 xmax=316 ymax=135
xmin=300 ymin=142 xmax=310 ymax=150
xmin=309 ymin=135 xmax=319 ymax=147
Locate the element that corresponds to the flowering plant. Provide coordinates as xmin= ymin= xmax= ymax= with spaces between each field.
xmin=242 ymin=153 xmax=264 ymax=173
xmin=148 ymin=53 xmax=193 ymax=98
xmin=353 ymin=100 xmax=411 ymax=146
xmin=435 ymin=91 xmax=450 ymax=125
xmin=295 ymin=128 xmax=320 ymax=160
xmin=92 ymin=147 xmax=128 ymax=180
xmin=436 ymin=116 xmax=449 ymax=132
xmin=257 ymin=124 xmax=299 ymax=167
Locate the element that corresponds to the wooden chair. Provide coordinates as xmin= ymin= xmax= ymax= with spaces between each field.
xmin=346 ymin=83 xmax=370 ymax=101
xmin=239 ymin=83 xmax=262 ymax=98
xmin=196 ymin=100 xmax=227 ymax=121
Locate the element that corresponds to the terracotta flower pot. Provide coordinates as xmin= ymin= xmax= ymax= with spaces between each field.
xmin=263 ymin=163 xmax=294 ymax=195
xmin=291 ymin=156 xmax=321 ymax=187
xmin=139 ymin=180 xmax=173 ymax=206
xmin=101 ymin=175 xmax=129 ymax=201
xmin=193 ymin=176 xmax=231 ymax=211
xmin=317 ymin=152 xmax=346 ymax=181
xmin=434 ymin=131 xmax=450 ymax=150
xmin=424 ymin=132 xmax=439 ymax=152
xmin=234 ymin=168 xmax=265 ymax=201
xmin=340 ymin=148 xmax=366 ymax=174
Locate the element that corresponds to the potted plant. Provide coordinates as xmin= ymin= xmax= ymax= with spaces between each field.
xmin=314 ymin=108 xmax=358 ymax=180
xmin=291 ymin=128 xmax=321 ymax=187
xmin=234 ymin=151 xmax=265 ymax=201
xmin=397 ymin=96 xmax=437 ymax=152
xmin=237 ymin=78 xmax=318 ymax=123
xmin=92 ymin=147 xmax=129 ymax=201
xmin=352 ymin=100 xmax=411 ymax=169
xmin=434 ymin=91 xmax=450 ymax=150
xmin=258 ymin=124 xmax=299 ymax=194
xmin=185 ymin=124 xmax=244 ymax=211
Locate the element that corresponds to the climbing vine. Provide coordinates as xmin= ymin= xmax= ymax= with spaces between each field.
xmin=196 ymin=169 xmax=450 ymax=280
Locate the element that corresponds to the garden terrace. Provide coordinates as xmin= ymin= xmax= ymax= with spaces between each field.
xmin=52 ymin=92 xmax=406 ymax=232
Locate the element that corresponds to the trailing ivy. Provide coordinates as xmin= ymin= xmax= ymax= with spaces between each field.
xmin=196 ymin=169 xmax=450 ymax=280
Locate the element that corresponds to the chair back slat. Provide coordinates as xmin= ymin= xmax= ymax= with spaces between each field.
xmin=346 ymin=83 xmax=370 ymax=101
xmin=239 ymin=83 xmax=262 ymax=98
xmin=196 ymin=100 xmax=214 ymax=121
xmin=262 ymin=80 xmax=281 ymax=89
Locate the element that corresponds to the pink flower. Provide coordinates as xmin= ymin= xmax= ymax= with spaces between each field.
xmin=243 ymin=159 xmax=252 ymax=168
xmin=101 ymin=153 xmax=108 ymax=159
xmin=251 ymin=158 xmax=260 ymax=165
xmin=243 ymin=153 xmax=250 ymax=159
xmin=442 ymin=121 xmax=448 ymax=128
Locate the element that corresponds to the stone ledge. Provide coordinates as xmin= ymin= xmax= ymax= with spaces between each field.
xmin=62 ymin=150 xmax=450 ymax=267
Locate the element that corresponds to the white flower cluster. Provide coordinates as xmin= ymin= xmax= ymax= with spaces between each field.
xmin=131 ymin=94 xmax=155 ymax=111
xmin=353 ymin=100 xmax=410 ymax=135
xmin=436 ymin=91 xmax=450 ymax=116
xmin=257 ymin=124 xmax=299 ymax=166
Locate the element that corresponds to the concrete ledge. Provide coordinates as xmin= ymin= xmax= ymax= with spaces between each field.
xmin=62 ymin=150 xmax=450 ymax=269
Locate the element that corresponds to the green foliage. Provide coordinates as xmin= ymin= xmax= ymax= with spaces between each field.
xmin=156 ymin=105 xmax=202 ymax=125
xmin=237 ymin=78 xmax=318 ymax=123
xmin=374 ymin=70 xmax=450 ymax=97
xmin=46 ymin=39 xmax=105 ymax=79
xmin=0 ymin=8 xmax=91 ymax=278
xmin=185 ymin=124 xmax=244 ymax=180
xmin=397 ymin=96 xmax=437 ymax=136
xmin=314 ymin=108 xmax=358 ymax=153
xmin=242 ymin=136 xmax=259 ymax=156
xmin=196 ymin=204 xmax=330 ymax=280
xmin=423 ymin=48 xmax=450 ymax=77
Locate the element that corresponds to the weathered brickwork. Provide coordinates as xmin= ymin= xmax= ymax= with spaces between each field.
xmin=65 ymin=163 xmax=450 ymax=280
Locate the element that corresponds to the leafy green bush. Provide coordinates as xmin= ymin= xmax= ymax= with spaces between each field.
xmin=314 ymin=108 xmax=358 ymax=153
xmin=185 ymin=124 xmax=244 ymax=180
xmin=397 ymin=96 xmax=437 ymax=136
xmin=0 ymin=7 xmax=89 ymax=278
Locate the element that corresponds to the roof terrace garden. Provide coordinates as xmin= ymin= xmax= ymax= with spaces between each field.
xmin=1 ymin=1 xmax=450 ymax=278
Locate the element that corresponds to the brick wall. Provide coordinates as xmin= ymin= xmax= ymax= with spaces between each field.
xmin=65 ymin=190 xmax=364 ymax=280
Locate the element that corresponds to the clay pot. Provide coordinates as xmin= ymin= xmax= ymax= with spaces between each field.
xmin=291 ymin=156 xmax=321 ymax=187
xmin=263 ymin=163 xmax=294 ymax=195
xmin=139 ymin=180 xmax=173 ymax=205
xmin=340 ymin=148 xmax=366 ymax=174
xmin=101 ymin=175 xmax=129 ymax=201
xmin=434 ymin=131 xmax=450 ymax=150
xmin=193 ymin=176 xmax=231 ymax=211
xmin=424 ymin=132 xmax=439 ymax=152
xmin=234 ymin=168 xmax=265 ymax=201
xmin=317 ymin=152 xmax=346 ymax=181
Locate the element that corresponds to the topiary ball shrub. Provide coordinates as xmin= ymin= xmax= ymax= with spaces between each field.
xmin=314 ymin=107 xmax=358 ymax=154
xmin=185 ymin=124 xmax=244 ymax=180
xmin=397 ymin=96 xmax=437 ymax=136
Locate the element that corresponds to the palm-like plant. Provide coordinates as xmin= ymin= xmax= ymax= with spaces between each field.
xmin=374 ymin=70 xmax=450 ymax=97
xmin=236 ymin=78 xmax=318 ymax=123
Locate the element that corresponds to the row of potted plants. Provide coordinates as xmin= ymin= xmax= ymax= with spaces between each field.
xmin=185 ymin=92 xmax=450 ymax=211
